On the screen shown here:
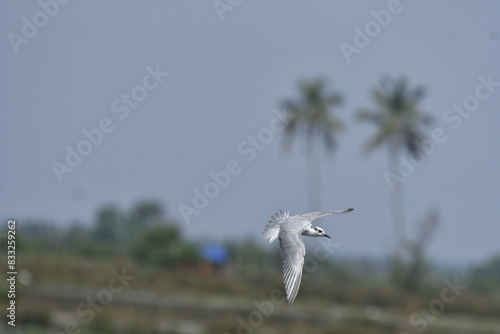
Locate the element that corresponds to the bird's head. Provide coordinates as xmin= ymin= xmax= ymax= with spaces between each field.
xmin=308 ymin=226 xmax=331 ymax=239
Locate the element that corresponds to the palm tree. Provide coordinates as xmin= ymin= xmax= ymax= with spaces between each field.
xmin=282 ymin=77 xmax=344 ymax=210
xmin=356 ymin=76 xmax=432 ymax=283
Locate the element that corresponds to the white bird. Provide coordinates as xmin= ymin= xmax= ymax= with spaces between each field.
xmin=262 ymin=208 xmax=353 ymax=306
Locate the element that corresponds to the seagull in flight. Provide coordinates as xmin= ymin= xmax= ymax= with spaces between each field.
xmin=262 ymin=208 xmax=353 ymax=306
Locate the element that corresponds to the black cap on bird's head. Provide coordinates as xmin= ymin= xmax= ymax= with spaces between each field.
xmin=313 ymin=226 xmax=331 ymax=239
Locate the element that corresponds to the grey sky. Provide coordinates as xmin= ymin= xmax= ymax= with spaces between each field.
xmin=1 ymin=1 xmax=499 ymax=265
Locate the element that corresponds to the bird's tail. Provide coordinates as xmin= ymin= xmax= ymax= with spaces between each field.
xmin=261 ymin=210 xmax=289 ymax=242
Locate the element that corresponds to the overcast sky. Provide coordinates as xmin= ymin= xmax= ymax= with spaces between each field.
xmin=2 ymin=1 xmax=499 ymax=266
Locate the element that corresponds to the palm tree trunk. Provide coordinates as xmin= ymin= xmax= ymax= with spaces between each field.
xmin=388 ymin=143 xmax=407 ymax=250
xmin=394 ymin=181 xmax=407 ymax=247
xmin=388 ymin=144 xmax=407 ymax=287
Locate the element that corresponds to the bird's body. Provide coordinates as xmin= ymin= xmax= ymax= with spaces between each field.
xmin=262 ymin=208 xmax=353 ymax=306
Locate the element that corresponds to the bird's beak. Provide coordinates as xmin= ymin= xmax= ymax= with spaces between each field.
xmin=324 ymin=233 xmax=331 ymax=239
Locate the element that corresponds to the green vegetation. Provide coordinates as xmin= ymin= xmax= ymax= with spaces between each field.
xmin=130 ymin=225 xmax=200 ymax=267
xmin=468 ymin=255 xmax=500 ymax=293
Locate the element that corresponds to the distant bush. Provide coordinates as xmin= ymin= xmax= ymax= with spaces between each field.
xmin=130 ymin=225 xmax=200 ymax=267
xmin=468 ymin=254 xmax=500 ymax=293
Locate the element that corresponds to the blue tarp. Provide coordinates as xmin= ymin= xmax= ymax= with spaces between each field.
xmin=201 ymin=244 xmax=229 ymax=265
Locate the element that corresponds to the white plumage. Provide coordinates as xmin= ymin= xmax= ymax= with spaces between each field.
xmin=262 ymin=208 xmax=353 ymax=306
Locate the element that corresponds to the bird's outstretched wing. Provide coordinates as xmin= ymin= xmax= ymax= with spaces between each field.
xmin=278 ymin=230 xmax=305 ymax=306
xmin=328 ymin=208 xmax=354 ymax=214
xmin=299 ymin=208 xmax=353 ymax=222
xmin=261 ymin=210 xmax=289 ymax=243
